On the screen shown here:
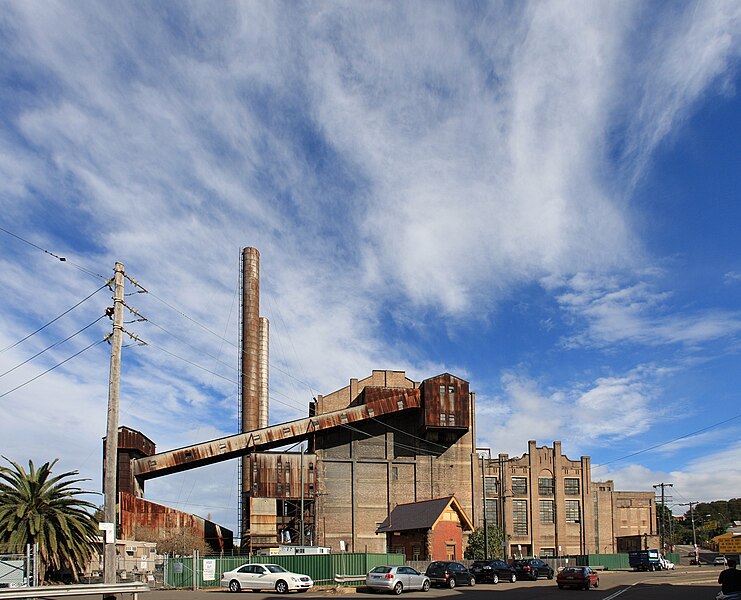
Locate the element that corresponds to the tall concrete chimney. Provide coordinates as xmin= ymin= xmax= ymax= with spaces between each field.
xmin=241 ymin=247 xmax=261 ymax=433
xmin=258 ymin=316 xmax=269 ymax=429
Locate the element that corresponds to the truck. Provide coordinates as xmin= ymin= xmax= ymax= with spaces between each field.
xmin=629 ymin=549 xmax=662 ymax=571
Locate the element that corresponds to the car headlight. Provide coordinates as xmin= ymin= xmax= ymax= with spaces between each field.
xmin=290 ymin=577 xmax=299 ymax=582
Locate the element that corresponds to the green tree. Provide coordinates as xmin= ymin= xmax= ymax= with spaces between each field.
xmin=465 ymin=526 xmax=505 ymax=560
xmin=0 ymin=458 xmax=99 ymax=583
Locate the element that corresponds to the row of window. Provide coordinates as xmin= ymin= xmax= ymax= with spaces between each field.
xmin=490 ymin=499 xmax=582 ymax=535
xmin=483 ymin=476 xmax=581 ymax=496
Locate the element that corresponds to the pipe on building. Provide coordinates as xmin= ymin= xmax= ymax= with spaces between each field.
xmin=259 ymin=316 xmax=269 ymax=429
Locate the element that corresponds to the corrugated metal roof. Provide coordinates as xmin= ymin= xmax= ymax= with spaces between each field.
xmin=376 ymin=496 xmax=470 ymax=533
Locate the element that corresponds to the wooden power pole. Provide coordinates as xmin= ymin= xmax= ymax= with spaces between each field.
xmin=103 ymin=262 xmax=125 ymax=584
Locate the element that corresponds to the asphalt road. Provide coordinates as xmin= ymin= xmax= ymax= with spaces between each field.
xmin=142 ymin=565 xmax=727 ymax=600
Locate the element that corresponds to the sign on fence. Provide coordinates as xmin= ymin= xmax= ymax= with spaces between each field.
xmin=203 ymin=560 xmax=216 ymax=582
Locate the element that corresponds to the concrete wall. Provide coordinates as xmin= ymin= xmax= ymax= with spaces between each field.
xmin=312 ymin=373 xmax=477 ymax=554
xmin=486 ymin=441 xmax=593 ymax=557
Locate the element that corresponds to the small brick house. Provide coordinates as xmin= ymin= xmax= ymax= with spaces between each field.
xmin=375 ymin=496 xmax=474 ymax=561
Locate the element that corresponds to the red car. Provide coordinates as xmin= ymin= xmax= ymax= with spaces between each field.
xmin=556 ymin=566 xmax=600 ymax=590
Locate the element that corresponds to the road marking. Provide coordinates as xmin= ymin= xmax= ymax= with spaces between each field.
xmin=602 ymin=583 xmax=640 ymax=600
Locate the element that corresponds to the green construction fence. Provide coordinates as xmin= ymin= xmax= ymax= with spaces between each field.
xmin=164 ymin=552 xmax=405 ymax=588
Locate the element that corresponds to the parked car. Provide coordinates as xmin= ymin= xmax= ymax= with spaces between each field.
xmin=424 ymin=561 xmax=476 ymax=588
xmin=365 ymin=566 xmax=430 ymax=595
xmin=221 ymin=563 xmax=313 ymax=594
xmin=659 ymin=556 xmax=675 ymax=570
xmin=715 ymin=555 xmax=728 ymax=566
xmin=556 ymin=566 xmax=599 ymax=590
xmin=511 ymin=558 xmax=554 ymax=581
xmin=470 ymin=559 xmax=517 ymax=584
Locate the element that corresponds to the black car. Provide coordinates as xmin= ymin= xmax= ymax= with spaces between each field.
xmin=470 ymin=560 xmax=517 ymax=584
xmin=511 ymin=558 xmax=554 ymax=581
xmin=424 ymin=561 xmax=476 ymax=588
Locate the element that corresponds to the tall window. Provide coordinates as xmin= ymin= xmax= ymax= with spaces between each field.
xmin=538 ymin=477 xmax=554 ymax=497
xmin=512 ymin=477 xmax=528 ymax=495
xmin=565 ymin=500 xmax=580 ymax=523
xmin=512 ymin=500 xmax=528 ymax=535
xmin=539 ymin=500 xmax=554 ymax=524
xmin=485 ymin=476 xmax=498 ymax=496
xmin=564 ymin=478 xmax=580 ymax=495
xmin=485 ymin=498 xmax=498 ymax=521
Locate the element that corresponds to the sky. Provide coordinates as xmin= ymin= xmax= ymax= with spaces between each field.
xmin=1 ymin=1 xmax=740 ymax=535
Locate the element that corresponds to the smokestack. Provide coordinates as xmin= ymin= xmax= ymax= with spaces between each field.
xmin=241 ymin=247 xmax=261 ymax=433
xmin=259 ymin=316 xmax=269 ymax=429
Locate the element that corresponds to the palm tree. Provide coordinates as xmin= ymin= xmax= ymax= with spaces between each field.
xmin=0 ymin=457 xmax=100 ymax=584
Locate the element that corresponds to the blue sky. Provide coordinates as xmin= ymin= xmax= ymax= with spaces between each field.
xmin=1 ymin=1 xmax=740 ymax=534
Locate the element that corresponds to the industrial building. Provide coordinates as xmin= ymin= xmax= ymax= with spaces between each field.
xmin=113 ymin=248 xmax=657 ymax=559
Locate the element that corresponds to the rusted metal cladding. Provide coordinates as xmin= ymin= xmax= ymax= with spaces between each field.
xmin=107 ymin=427 xmax=155 ymax=497
xmin=421 ymin=373 xmax=470 ymax=430
xmin=259 ymin=316 xmax=269 ymax=429
xmin=249 ymin=453 xmax=316 ymax=499
xmin=119 ymin=493 xmax=233 ymax=550
xmin=241 ymin=247 xmax=261 ymax=433
xmin=358 ymin=386 xmax=421 ymax=409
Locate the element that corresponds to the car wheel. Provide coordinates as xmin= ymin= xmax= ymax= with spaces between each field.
xmin=547 ymin=570 xmax=554 ymax=580
xmin=275 ymin=580 xmax=289 ymax=594
xmin=392 ymin=582 xmax=403 ymax=595
xmin=583 ymin=580 xmax=590 ymax=591
xmin=469 ymin=577 xmax=476 ymax=587
xmin=229 ymin=580 xmax=241 ymax=593
xmin=447 ymin=578 xmax=456 ymax=589
xmin=594 ymin=579 xmax=599 ymax=588
xmin=492 ymin=574 xmax=499 ymax=585
xmin=422 ymin=580 xmax=430 ymax=592
xmin=510 ymin=573 xmax=516 ymax=583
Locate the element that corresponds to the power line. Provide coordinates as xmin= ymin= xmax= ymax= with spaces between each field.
xmin=0 ymin=226 xmax=108 ymax=281
xmin=592 ymin=412 xmax=741 ymax=471
xmin=0 ymin=337 xmax=107 ymax=399
xmin=1 ymin=283 xmax=109 ymax=353
xmin=0 ymin=314 xmax=107 ymax=378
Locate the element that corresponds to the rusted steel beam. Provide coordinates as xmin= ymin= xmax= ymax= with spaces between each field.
xmin=131 ymin=388 xmax=421 ymax=480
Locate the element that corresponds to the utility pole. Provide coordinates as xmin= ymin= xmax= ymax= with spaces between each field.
xmin=653 ymin=482 xmax=673 ymax=555
xmin=103 ymin=262 xmax=124 ymax=584
xmin=678 ymin=501 xmax=699 ymax=564
xmin=481 ymin=454 xmax=489 ymax=559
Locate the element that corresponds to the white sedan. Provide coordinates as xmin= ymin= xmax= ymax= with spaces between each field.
xmin=221 ymin=563 xmax=313 ymax=594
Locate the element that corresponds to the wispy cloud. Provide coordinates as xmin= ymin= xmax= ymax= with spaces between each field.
xmin=476 ymin=364 xmax=668 ymax=458
xmin=550 ymin=273 xmax=741 ymax=348
xmin=1 ymin=1 xmax=740 ymax=532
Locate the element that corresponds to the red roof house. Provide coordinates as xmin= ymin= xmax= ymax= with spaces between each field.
xmin=375 ymin=496 xmax=474 ymax=561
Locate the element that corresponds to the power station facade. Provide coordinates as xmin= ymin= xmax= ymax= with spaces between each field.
xmin=114 ymin=248 xmax=656 ymax=558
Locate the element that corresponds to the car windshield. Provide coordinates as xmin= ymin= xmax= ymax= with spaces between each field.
xmin=562 ymin=567 xmax=579 ymax=574
xmin=265 ymin=565 xmax=288 ymax=573
xmin=471 ymin=561 xmax=488 ymax=567
xmin=370 ymin=567 xmax=392 ymax=574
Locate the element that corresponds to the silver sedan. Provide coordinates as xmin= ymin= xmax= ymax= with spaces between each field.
xmin=366 ymin=566 xmax=431 ymax=595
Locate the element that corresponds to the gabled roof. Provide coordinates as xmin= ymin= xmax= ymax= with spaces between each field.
xmin=375 ymin=496 xmax=474 ymax=533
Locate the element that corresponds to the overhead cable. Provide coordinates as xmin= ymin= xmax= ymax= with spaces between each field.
xmin=592 ymin=412 xmax=741 ymax=472
xmin=1 ymin=283 xmax=108 ymax=354
xmin=0 ymin=226 xmax=108 ymax=281
xmin=0 ymin=314 xmax=107 ymax=378
xmin=0 ymin=337 xmax=108 ymax=399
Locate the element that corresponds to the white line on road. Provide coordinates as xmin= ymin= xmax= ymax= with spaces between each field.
xmin=602 ymin=582 xmax=640 ymax=600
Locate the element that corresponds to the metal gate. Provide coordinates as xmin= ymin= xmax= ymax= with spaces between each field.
xmin=0 ymin=544 xmax=38 ymax=588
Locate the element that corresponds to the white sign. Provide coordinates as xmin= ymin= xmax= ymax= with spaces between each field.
xmin=203 ymin=559 xmax=216 ymax=581
xmin=339 ymin=540 xmax=346 ymax=552
xmin=98 ymin=522 xmax=115 ymax=544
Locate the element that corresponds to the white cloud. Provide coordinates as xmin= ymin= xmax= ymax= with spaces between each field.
xmin=1 ymin=1 xmax=740 ymax=534
xmin=552 ymin=273 xmax=741 ymax=348
xmin=475 ymin=364 xmax=667 ymax=458
xmin=595 ymin=440 xmax=741 ymax=504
